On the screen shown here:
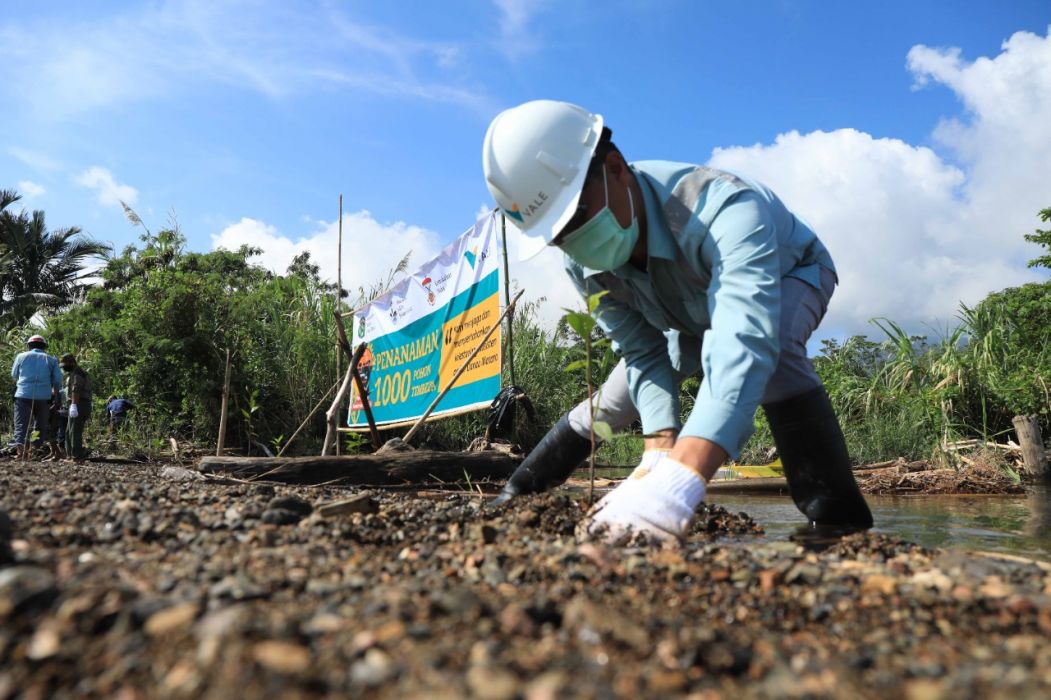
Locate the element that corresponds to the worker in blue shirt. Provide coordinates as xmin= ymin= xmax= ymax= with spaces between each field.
xmin=10 ymin=334 xmax=62 ymax=460
xmin=482 ymin=100 xmax=872 ymax=544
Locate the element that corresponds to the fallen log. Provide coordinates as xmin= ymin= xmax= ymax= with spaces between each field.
xmin=197 ymin=450 xmax=521 ymax=485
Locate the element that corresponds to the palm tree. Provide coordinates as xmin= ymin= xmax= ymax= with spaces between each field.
xmin=0 ymin=188 xmax=112 ymax=330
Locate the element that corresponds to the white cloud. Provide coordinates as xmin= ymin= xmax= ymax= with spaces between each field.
xmin=708 ymin=27 xmax=1051 ymax=338
xmin=8 ymin=147 xmax=62 ymax=171
xmin=212 ymin=206 xmax=581 ymax=330
xmin=211 ymin=211 xmax=442 ymax=303
xmin=16 ymin=180 xmax=45 ymax=198
xmin=74 ymin=167 xmax=139 ymax=208
xmin=0 ymin=1 xmax=491 ymax=119
xmin=492 ymin=0 xmax=547 ymax=59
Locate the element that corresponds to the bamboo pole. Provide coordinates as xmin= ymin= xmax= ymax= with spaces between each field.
xmin=352 ymin=365 xmax=381 ymax=449
xmin=322 ymin=342 xmax=374 ymax=455
xmin=500 ymin=212 xmax=516 ymax=387
xmin=216 ymin=348 xmax=232 ymax=457
xmin=403 ymin=289 xmax=524 ymax=446
xmin=336 ymin=194 xmax=343 ymax=455
xmin=322 ymin=364 xmax=355 ymax=456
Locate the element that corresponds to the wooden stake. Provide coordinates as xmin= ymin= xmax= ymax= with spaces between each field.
xmin=216 ymin=348 xmax=232 ymax=457
xmin=322 ymin=341 xmax=376 ymax=454
xmin=403 ymin=289 xmax=524 ymax=445
xmin=1012 ymin=415 xmax=1049 ymax=479
xmin=322 ymin=364 xmax=355 ymax=456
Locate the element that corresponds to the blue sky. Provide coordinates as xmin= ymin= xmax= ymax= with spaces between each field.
xmin=2 ymin=1 xmax=1049 ymax=339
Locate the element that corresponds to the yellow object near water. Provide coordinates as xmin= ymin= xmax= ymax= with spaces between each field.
xmin=712 ymin=458 xmax=783 ymax=480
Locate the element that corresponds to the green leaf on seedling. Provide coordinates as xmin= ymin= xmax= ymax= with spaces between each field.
xmin=593 ymin=420 xmax=614 ymax=443
xmin=587 ymin=290 xmax=608 ymax=314
xmin=565 ymin=360 xmax=587 ymax=372
xmin=563 ymin=311 xmax=595 ymax=337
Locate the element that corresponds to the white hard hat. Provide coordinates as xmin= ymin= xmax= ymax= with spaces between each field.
xmin=483 ymin=100 xmax=604 ymax=258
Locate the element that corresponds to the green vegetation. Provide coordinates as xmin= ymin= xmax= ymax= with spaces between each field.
xmin=0 ymin=189 xmax=110 ymax=331
xmin=1 ymin=187 xmax=1048 ymax=467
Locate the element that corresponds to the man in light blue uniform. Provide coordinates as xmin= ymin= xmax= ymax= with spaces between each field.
xmin=10 ymin=334 xmax=62 ymax=460
xmin=483 ymin=100 xmax=872 ymax=543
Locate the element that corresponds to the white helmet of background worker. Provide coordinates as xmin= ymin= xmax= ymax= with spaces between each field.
xmin=482 ymin=100 xmax=604 ymax=260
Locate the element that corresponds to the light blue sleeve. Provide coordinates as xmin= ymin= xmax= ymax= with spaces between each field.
xmin=11 ymin=354 xmax=21 ymax=381
xmin=682 ymin=191 xmax=781 ymax=457
xmin=565 ymin=266 xmax=681 ymax=434
xmin=50 ymin=357 xmax=62 ymax=393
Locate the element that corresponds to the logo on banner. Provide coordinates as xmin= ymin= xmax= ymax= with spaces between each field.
xmin=389 ymin=308 xmax=398 ymax=323
xmin=464 ymin=247 xmax=478 ymax=268
xmin=421 ymin=276 xmax=436 ymax=305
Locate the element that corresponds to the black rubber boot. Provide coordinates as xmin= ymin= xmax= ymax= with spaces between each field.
xmin=491 ymin=414 xmax=593 ymax=506
xmin=763 ymin=387 xmax=874 ymax=529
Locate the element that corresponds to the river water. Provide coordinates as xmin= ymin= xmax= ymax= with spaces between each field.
xmin=708 ymin=486 xmax=1051 ymax=562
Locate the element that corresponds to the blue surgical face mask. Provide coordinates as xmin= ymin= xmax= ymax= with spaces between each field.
xmin=557 ymin=166 xmax=639 ymax=271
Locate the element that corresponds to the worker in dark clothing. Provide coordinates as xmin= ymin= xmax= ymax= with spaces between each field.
xmin=59 ymin=354 xmax=92 ymax=462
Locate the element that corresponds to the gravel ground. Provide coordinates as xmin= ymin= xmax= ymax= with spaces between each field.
xmin=2 ymin=458 xmax=1051 ymax=699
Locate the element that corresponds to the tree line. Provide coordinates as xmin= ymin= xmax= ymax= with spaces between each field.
xmin=2 ymin=187 xmax=1048 ymax=463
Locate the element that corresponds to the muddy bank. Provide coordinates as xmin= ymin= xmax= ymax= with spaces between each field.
xmin=2 ymin=459 xmax=1051 ymax=699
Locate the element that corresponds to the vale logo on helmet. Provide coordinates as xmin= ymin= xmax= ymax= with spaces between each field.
xmin=505 ymin=191 xmax=548 ymax=223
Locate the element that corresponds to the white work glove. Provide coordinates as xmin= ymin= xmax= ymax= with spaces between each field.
xmin=578 ymin=457 xmax=706 ymax=546
xmin=627 ymin=448 xmax=670 ymax=480
xmin=586 ymin=450 xmax=669 ymax=519
xmin=68 ymin=403 xmax=79 ymax=418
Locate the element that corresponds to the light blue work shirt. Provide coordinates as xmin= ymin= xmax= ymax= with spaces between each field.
xmin=565 ymin=161 xmax=836 ymax=458
xmin=11 ymin=348 xmax=63 ymax=401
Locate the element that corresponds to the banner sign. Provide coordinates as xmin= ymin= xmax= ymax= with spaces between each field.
xmin=348 ymin=212 xmax=503 ymax=429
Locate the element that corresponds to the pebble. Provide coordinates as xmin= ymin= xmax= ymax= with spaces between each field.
xmin=144 ymin=602 xmax=199 ymax=637
xmin=253 ymin=640 xmax=311 ymax=675
xmin=466 ymin=664 xmax=519 ymax=700
xmin=0 ymin=566 xmax=58 ymax=618
xmin=350 ymin=648 xmax=397 ymax=687
xmin=3 ymin=459 xmax=1051 ymax=698
xmin=268 ymin=495 xmax=313 ymax=516
xmin=260 ymin=508 xmax=301 ymax=525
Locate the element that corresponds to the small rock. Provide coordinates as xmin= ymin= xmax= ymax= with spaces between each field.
xmin=209 ymin=575 xmax=268 ymax=601
xmin=473 ymin=523 xmax=498 ymax=544
xmin=318 ymin=493 xmax=378 ymax=517
xmin=195 ymin=605 xmax=249 ymax=641
xmin=376 ymin=438 xmax=414 ymax=454
xmin=0 ymin=566 xmax=58 ymax=618
xmin=466 ymin=664 xmax=519 ymax=700
xmin=645 ymin=668 xmax=688 ymax=694
xmin=160 ymin=466 xmax=200 ymax=481
xmin=563 ymin=595 xmax=649 ymax=652
xmin=253 ymin=640 xmax=311 ymax=675
xmin=144 ymin=602 xmax=199 ymax=637
xmin=524 ymin=671 xmax=567 ymax=700
xmin=268 ymin=495 xmax=313 ymax=517
xmin=26 ymin=623 xmax=62 ymax=660
xmin=261 ymin=508 xmax=302 ymax=526
xmin=861 ymin=574 xmax=897 ymax=596
xmin=350 ymin=648 xmax=397 ymax=686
